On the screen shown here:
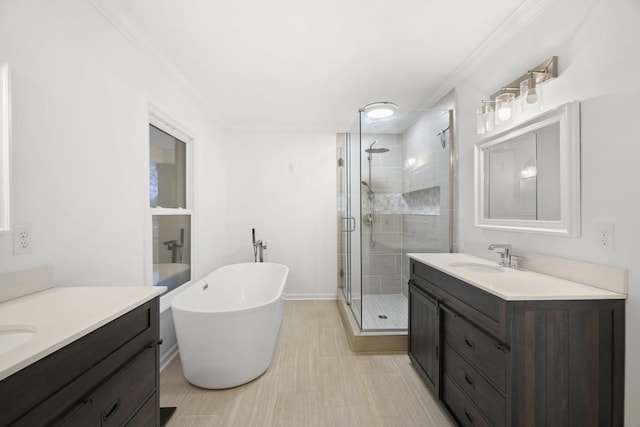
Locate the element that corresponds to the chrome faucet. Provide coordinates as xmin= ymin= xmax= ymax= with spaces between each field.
xmin=254 ymin=239 xmax=267 ymax=262
xmin=488 ymin=243 xmax=512 ymax=268
xmin=163 ymin=239 xmax=184 ymax=263
xmin=252 ymin=228 xmax=267 ymax=262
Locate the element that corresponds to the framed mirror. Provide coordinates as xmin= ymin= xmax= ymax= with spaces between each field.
xmin=474 ymin=101 xmax=580 ymax=236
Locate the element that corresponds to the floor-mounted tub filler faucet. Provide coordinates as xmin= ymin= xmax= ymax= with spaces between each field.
xmin=488 ymin=243 xmax=513 ymax=268
xmin=252 ymin=228 xmax=267 ymax=262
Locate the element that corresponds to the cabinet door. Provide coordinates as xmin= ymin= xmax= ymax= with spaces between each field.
xmin=409 ymin=283 xmax=439 ymax=393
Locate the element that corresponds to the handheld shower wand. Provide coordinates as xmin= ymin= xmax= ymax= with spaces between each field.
xmin=252 ymin=228 xmax=257 ymax=262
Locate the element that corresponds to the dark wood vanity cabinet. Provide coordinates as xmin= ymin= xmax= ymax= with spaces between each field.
xmin=408 ymin=284 xmax=439 ymax=393
xmin=408 ymin=259 xmax=625 ymax=427
xmin=0 ymin=298 xmax=161 ymax=427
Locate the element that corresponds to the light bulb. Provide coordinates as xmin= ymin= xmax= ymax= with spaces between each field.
xmin=526 ymin=89 xmax=538 ymax=104
xmin=498 ymin=105 xmax=512 ymax=121
xmin=366 ymin=108 xmax=394 ymax=119
xmin=525 ymin=76 xmax=539 ymax=104
xmin=495 ymin=93 xmax=515 ymax=122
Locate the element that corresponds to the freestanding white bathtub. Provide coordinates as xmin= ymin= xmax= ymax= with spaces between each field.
xmin=171 ymin=262 xmax=289 ymax=389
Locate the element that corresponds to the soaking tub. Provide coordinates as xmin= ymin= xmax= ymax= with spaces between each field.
xmin=171 ymin=262 xmax=289 ymax=389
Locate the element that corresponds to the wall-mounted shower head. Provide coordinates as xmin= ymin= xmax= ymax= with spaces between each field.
xmin=365 ymin=140 xmax=390 ymax=154
xmin=361 ymin=180 xmax=373 ymax=193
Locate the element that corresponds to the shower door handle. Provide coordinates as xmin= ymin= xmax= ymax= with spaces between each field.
xmin=342 ymin=217 xmax=356 ymax=232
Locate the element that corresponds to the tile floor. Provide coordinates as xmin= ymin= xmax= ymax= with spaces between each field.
xmin=350 ymin=294 xmax=408 ymax=330
xmin=160 ymin=300 xmax=455 ymax=427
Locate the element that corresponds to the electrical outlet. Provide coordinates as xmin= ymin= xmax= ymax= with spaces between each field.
xmin=597 ymin=223 xmax=614 ymax=251
xmin=13 ymin=225 xmax=32 ymax=255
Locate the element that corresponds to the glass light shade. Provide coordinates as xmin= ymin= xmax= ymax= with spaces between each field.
xmin=476 ymin=107 xmax=485 ymax=134
xmin=520 ymin=77 xmax=543 ymax=112
xmin=363 ymin=102 xmax=398 ymax=119
xmin=495 ymin=93 xmax=515 ymax=122
xmin=483 ymin=102 xmax=495 ymax=132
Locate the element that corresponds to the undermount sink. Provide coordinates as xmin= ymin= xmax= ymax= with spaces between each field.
xmin=0 ymin=326 xmax=36 ymax=355
xmin=449 ymin=262 xmax=505 ymax=273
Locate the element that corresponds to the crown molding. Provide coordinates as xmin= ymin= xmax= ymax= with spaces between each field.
xmin=88 ymin=0 xmax=225 ymax=125
xmin=424 ymin=0 xmax=555 ymax=107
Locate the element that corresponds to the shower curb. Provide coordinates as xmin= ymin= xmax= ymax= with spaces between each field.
xmin=336 ymin=294 xmax=407 ymax=354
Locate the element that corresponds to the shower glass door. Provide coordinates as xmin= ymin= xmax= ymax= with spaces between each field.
xmin=337 ymin=119 xmax=363 ymax=328
xmin=338 ymin=98 xmax=456 ymax=332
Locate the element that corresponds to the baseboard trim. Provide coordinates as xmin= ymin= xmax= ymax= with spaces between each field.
xmin=160 ymin=343 xmax=179 ymax=372
xmin=283 ymin=293 xmax=337 ymax=300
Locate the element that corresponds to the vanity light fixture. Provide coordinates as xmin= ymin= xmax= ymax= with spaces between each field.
xmin=476 ymin=56 xmax=558 ymax=134
xmin=361 ymin=102 xmax=398 ymax=119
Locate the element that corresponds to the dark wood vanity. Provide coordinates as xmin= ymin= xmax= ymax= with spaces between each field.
xmin=409 ymin=258 xmax=625 ymax=427
xmin=0 ymin=298 xmax=161 ymax=426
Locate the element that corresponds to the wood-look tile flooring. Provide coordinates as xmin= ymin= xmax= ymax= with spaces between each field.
xmin=160 ymin=300 xmax=455 ymax=427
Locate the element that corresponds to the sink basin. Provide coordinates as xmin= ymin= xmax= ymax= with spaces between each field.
xmin=449 ymin=262 xmax=505 ymax=273
xmin=0 ymin=325 xmax=36 ymax=355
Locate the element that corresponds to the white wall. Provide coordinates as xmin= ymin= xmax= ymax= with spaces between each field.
xmin=454 ymin=0 xmax=640 ymax=423
xmin=224 ymin=130 xmax=337 ymax=299
xmin=0 ymin=0 xmax=228 ymax=363
xmin=0 ymin=0 xmax=227 ymax=283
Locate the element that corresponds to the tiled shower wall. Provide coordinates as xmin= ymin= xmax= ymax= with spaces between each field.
xmin=361 ymin=107 xmax=453 ymax=297
xmin=361 ymin=133 xmax=404 ymax=295
xmin=400 ymin=108 xmax=453 ymax=296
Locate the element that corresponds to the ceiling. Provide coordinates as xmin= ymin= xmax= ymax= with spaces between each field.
xmin=91 ymin=0 xmax=534 ymax=131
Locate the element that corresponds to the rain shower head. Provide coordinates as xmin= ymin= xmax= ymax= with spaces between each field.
xmin=365 ymin=140 xmax=390 ymax=154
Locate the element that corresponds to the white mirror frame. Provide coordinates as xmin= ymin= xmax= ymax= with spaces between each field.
xmin=474 ymin=101 xmax=581 ymax=236
xmin=0 ymin=63 xmax=11 ymax=234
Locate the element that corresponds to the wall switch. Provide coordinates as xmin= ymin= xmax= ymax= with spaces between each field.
xmin=13 ymin=225 xmax=32 ymax=255
xmin=597 ymin=223 xmax=614 ymax=251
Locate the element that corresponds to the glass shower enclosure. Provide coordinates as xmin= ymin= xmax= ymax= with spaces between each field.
xmin=337 ymin=105 xmax=455 ymax=331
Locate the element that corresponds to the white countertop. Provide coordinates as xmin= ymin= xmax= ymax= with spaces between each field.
xmin=409 ymin=253 xmax=627 ymax=301
xmin=0 ymin=286 xmax=165 ymax=381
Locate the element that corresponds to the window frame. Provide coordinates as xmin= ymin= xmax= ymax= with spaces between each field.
xmin=146 ymin=106 xmax=195 ymax=309
xmin=0 ymin=63 xmax=12 ymax=234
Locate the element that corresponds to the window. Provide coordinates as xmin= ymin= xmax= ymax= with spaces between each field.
xmin=149 ymin=119 xmax=192 ymax=294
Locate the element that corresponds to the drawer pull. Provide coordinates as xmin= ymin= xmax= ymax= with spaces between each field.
xmin=464 ymin=408 xmax=474 ymax=423
xmin=464 ymin=336 xmax=475 ymax=350
xmin=102 ymin=398 xmax=120 ymax=422
xmin=464 ymin=372 xmax=475 ymax=389
xmin=495 ymin=343 xmax=507 ymax=353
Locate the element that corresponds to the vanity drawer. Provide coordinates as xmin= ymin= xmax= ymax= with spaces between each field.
xmin=442 ymin=308 xmax=507 ymax=393
xmin=443 ymin=343 xmax=505 ymax=426
xmin=442 ymin=373 xmax=493 ymax=427
xmin=59 ymin=347 xmax=156 ymax=426
xmin=126 ymin=392 xmax=158 ymax=427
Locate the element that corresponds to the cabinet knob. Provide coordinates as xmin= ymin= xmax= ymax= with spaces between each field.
xmin=464 ymin=408 xmax=474 ymax=423
xmin=464 ymin=372 xmax=476 ymax=389
xmin=464 ymin=336 xmax=475 ymax=350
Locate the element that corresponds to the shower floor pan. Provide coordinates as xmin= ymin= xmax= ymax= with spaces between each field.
xmin=336 ymin=293 xmax=407 ymax=353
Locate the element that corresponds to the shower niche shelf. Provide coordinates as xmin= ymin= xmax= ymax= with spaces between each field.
xmin=402 ymin=186 xmax=441 ymax=216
